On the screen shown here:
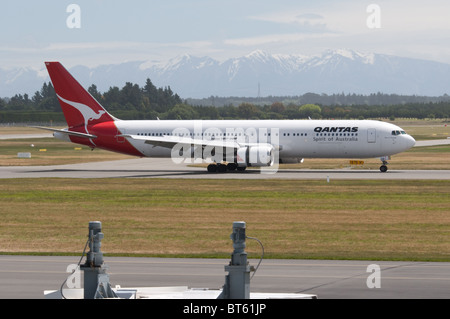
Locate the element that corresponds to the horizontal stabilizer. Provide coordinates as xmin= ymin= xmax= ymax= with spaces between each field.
xmin=32 ymin=126 xmax=97 ymax=139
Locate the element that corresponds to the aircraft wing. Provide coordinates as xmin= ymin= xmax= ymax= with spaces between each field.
xmin=120 ymin=134 xmax=241 ymax=149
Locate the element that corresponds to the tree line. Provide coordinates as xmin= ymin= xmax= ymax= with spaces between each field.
xmin=0 ymin=80 xmax=449 ymax=123
xmin=188 ymin=92 xmax=450 ymax=108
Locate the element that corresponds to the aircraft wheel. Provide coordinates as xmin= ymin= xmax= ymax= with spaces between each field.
xmin=207 ymin=164 xmax=217 ymax=173
xmin=236 ymin=166 xmax=246 ymax=172
xmin=227 ymin=163 xmax=237 ymax=171
xmin=380 ymin=165 xmax=388 ymax=173
xmin=217 ymin=164 xmax=227 ymax=172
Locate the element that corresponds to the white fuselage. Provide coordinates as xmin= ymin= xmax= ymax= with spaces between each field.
xmin=114 ymin=119 xmax=416 ymax=161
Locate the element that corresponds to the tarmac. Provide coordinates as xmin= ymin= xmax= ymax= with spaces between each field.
xmin=1 ymin=157 xmax=449 ymax=180
xmin=1 ymin=255 xmax=449 ymax=299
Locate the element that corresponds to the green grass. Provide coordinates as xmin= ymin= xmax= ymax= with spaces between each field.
xmin=0 ymin=138 xmax=130 ymax=166
xmin=401 ymin=122 xmax=449 ymax=141
xmin=0 ymin=178 xmax=449 ymax=261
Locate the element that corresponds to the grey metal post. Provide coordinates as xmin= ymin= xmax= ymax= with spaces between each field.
xmin=218 ymin=221 xmax=252 ymax=299
xmin=80 ymin=221 xmax=117 ymax=299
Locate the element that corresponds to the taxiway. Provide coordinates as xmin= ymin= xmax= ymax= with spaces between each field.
xmin=1 ymin=255 xmax=449 ymax=299
xmin=1 ymin=157 xmax=449 ymax=179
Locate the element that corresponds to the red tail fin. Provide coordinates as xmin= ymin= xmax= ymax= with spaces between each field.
xmin=45 ymin=62 xmax=116 ymax=129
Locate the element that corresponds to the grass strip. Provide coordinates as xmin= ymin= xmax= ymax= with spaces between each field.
xmin=0 ymin=178 xmax=449 ymax=261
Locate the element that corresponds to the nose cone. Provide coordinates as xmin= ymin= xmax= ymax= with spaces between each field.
xmin=407 ymin=135 xmax=416 ymax=148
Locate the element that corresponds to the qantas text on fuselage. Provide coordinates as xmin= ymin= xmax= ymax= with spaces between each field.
xmin=314 ymin=127 xmax=359 ymax=133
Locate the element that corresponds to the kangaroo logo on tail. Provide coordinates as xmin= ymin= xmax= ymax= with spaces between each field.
xmin=56 ymin=94 xmax=107 ymax=146
xmin=57 ymin=94 xmax=106 ymax=123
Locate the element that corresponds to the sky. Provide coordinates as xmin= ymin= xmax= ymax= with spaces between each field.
xmin=1 ymin=0 xmax=450 ymax=70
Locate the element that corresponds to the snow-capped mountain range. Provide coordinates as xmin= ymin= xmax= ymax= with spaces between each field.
xmin=2 ymin=49 xmax=450 ymax=98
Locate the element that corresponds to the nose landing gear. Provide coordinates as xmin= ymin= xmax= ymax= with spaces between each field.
xmin=379 ymin=156 xmax=390 ymax=172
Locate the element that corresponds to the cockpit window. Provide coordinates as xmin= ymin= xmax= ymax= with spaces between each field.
xmin=392 ymin=130 xmax=408 ymax=136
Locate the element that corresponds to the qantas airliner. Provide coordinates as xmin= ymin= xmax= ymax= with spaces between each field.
xmin=37 ymin=62 xmax=415 ymax=173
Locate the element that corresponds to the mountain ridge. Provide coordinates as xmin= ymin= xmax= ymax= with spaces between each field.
xmin=2 ymin=49 xmax=450 ymax=98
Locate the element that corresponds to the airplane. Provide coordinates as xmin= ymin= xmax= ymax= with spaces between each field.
xmin=36 ymin=61 xmax=416 ymax=173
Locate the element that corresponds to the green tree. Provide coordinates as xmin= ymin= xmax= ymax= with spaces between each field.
xmin=120 ymin=82 xmax=142 ymax=109
xmin=31 ymin=90 xmax=43 ymax=106
xmin=299 ymin=104 xmax=322 ymax=119
xmin=88 ymin=84 xmax=103 ymax=103
xmin=164 ymin=104 xmax=198 ymax=120
xmin=38 ymin=82 xmax=59 ymax=111
xmin=103 ymin=86 xmax=121 ymax=111
xmin=270 ymin=102 xmax=285 ymax=113
xmin=237 ymin=103 xmax=259 ymax=119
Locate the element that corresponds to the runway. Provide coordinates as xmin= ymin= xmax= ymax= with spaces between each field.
xmin=1 ymin=157 xmax=450 ymax=179
xmin=1 ymin=255 xmax=449 ymax=299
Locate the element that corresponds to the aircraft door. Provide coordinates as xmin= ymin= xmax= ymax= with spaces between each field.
xmin=367 ymin=128 xmax=376 ymax=143
xmin=116 ymin=128 xmax=125 ymax=143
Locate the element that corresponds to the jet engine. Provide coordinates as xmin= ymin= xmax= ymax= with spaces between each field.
xmin=236 ymin=145 xmax=275 ymax=167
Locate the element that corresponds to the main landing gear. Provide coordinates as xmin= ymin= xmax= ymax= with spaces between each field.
xmin=207 ymin=163 xmax=246 ymax=173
